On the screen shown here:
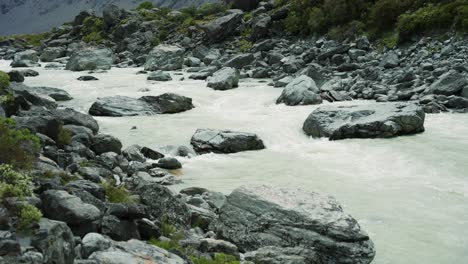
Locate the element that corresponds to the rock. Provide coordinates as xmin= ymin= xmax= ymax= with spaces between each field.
xmin=380 ymin=51 xmax=399 ymax=68
xmin=430 ymin=71 xmax=468 ymax=96
xmin=144 ymin=45 xmax=184 ymax=71
xmin=147 ymin=71 xmax=172 ymax=81
xmin=211 ymin=185 xmax=375 ymax=264
xmin=31 ymin=218 xmax=75 ymax=264
xmin=139 ymin=93 xmax=194 ymax=114
xmin=123 ymin=144 xmax=146 ymax=162
xmin=101 ymin=215 xmax=140 ymax=241
xmin=156 ymin=157 xmax=182 ymax=170
xmin=200 ymin=10 xmax=244 ymax=42
xmin=224 ymin=53 xmax=254 ymax=69
xmin=190 ymin=129 xmax=265 ymax=154
xmin=141 ymin=146 xmax=165 ymax=160
xmin=132 ymin=182 xmax=190 ymax=228
xmin=245 ymin=246 xmax=319 ymax=264
xmin=136 ymin=218 xmax=161 ymax=240
xmin=66 ymin=48 xmax=113 ymax=71
xmin=78 ymin=76 xmax=99 ymax=81
xmin=103 ymin=5 xmax=123 ymax=30
xmin=40 ymin=47 xmax=66 ymax=62
xmin=91 ymin=134 xmax=122 ymax=154
xmin=27 ymin=86 xmax=72 ymax=101
xmin=7 ymin=70 xmax=24 ymax=82
xmin=303 ymin=102 xmax=425 ymax=140
xmin=10 ymin=50 xmax=39 ymax=67
xmin=185 ymin=57 xmax=201 ymax=67
xmin=89 ymin=239 xmax=184 ymax=264
xmin=81 ymin=233 xmax=111 ymax=259
xmin=13 ymin=115 xmax=61 ymax=140
xmin=199 ymin=238 xmax=238 ymax=257
xmin=317 ymin=44 xmax=350 ymax=60
xmin=276 ymin=75 xmax=322 ymax=106
xmin=19 ymin=69 xmax=39 ymax=77
xmin=41 ymin=190 xmax=101 ymax=225
xmin=89 ymin=96 xmax=154 ymax=116
xmin=207 ymin=67 xmax=240 ymax=90
xmin=445 ymin=96 xmax=468 ymax=109
xmin=251 ymin=14 xmax=272 ymax=40
xmin=180 ymin=187 xmax=209 ymax=196
xmin=66 ymin=180 xmax=105 ymax=200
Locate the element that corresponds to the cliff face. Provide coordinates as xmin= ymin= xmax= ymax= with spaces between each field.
xmin=0 ymin=0 xmax=218 ymax=35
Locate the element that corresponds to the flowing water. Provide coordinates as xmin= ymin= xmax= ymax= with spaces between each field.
xmin=2 ymin=61 xmax=468 ymax=264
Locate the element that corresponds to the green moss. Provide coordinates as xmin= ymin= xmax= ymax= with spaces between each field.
xmin=243 ymin=12 xmax=252 ymax=21
xmin=189 ymin=253 xmax=240 ymax=264
xmin=40 ymin=170 xmax=78 ymax=185
xmin=238 ymin=39 xmax=253 ymax=52
xmin=136 ymin=1 xmax=154 ymax=10
xmin=0 ymin=118 xmax=40 ymax=170
xmin=0 ymin=71 xmax=9 ymax=92
xmin=81 ymin=16 xmax=104 ymax=43
xmin=17 ymin=204 xmax=42 ymax=230
xmin=0 ymin=164 xmax=32 ymax=199
xmin=102 ymin=180 xmax=132 ymax=203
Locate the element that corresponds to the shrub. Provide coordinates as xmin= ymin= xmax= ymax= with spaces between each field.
xmin=0 ymin=118 xmax=40 ymax=169
xmin=0 ymin=71 xmax=9 ymax=92
xmin=56 ymin=126 xmax=72 ymax=147
xmin=40 ymin=170 xmax=78 ymax=185
xmin=328 ymin=20 xmax=366 ymax=41
xmin=197 ymin=3 xmax=228 ymax=18
xmin=190 ymin=253 xmax=240 ymax=264
xmin=238 ymin=39 xmax=253 ymax=52
xmin=82 ymin=16 xmax=104 ymax=43
xmin=0 ymin=32 xmax=50 ymax=47
xmin=17 ymin=204 xmax=42 ymax=230
xmin=136 ymin=1 xmax=154 ymax=10
xmin=102 ymin=180 xmax=131 ymax=203
xmin=0 ymin=164 xmax=32 ymax=198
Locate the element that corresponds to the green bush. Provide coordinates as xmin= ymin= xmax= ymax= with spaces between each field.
xmin=82 ymin=16 xmax=104 ymax=43
xmin=0 ymin=32 xmax=50 ymax=47
xmin=40 ymin=170 xmax=78 ymax=185
xmin=0 ymin=71 xmax=9 ymax=92
xmin=328 ymin=20 xmax=366 ymax=41
xmin=56 ymin=126 xmax=72 ymax=147
xmin=0 ymin=118 xmax=40 ymax=170
xmin=0 ymin=164 xmax=32 ymax=198
xmin=190 ymin=253 xmax=240 ymax=264
xmin=17 ymin=204 xmax=42 ymax=230
xmin=197 ymin=3 xmax=228 ymax=18
xmin=136 ymin=1 xmax=154 ymax=10
xmin=102 ymin=180 xmax=131 ymax=203
xmin=238 ymin=39 xmax=253 ymax=52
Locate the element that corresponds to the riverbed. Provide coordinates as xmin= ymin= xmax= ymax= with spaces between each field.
xmin=2 ymin=61 xmax=468 ymax=264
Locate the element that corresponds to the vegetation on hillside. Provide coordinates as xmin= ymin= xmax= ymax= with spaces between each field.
xmin=279 ymin=0 xmax=468 ymax=42
xmin=0 ymin=32 xmax=50 ymax=46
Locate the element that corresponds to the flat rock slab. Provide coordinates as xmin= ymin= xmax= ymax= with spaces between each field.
xmin=303 ymin=102 xmax=425 ymax=140
xmin=210 ymin=185 xmax=375 ymax=264
xmin=88 ymin=93 xmax=193 ymax=116
xmin=190 ymin=129 xmax=265 ymax=154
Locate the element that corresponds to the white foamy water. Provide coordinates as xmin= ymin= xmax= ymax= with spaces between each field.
xmin=2 ymin=61 xmax=468 ymax=264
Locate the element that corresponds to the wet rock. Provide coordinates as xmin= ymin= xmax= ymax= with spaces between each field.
xmin=147 ymin=71 xmax=172 ymax=81
xmin=40 ymin=47 xmax=66 ymax=62
xmin=303 ymin=102 xmax=425 ymax=140
xmin=123 ymin=144 xmax=146 ymax=162
xmin=144 ymin=44 xmax=184 ymax=71
xmin=14 ymin=85 xmax=72 ymax=101
xmin=139 ymin=93 xmax=194 ymax=114
xmin=207 ymin=67 xmax=240 ymax=90
xmin=19 ymin=69 xmax=39 ymax=77
xmin=66 ymin=48 xmax=113 ymax=71
xmin=91 ymin=134 xmax=122 ymax=154
xmin=211 ymin=185 xmax=375 ymax=264
xmin=7 ymin=70 xmax=24 ymax=82
xmin=191 ymin=128 xmax=265 ymax=154
xmin=10 ymin=50 xmax=40 ymax=67
xmin=276 ymin=75 xmax=322 ymax=106
xmin=78 ymin=76 xmax=99 ymax=81
xmin=156 ymin=157 xmax=182 ymax=170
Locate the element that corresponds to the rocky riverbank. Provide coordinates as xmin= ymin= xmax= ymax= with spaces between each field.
xmin=0 ymin=1 xmax=467 ymax=264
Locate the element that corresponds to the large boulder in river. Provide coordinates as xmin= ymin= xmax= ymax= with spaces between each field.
xmin=10 ymin=83 xmax=72 ymax=101
xmin=10 ymin=50 xmax=40 ymax=67
xmin=190 ymin=129 xmax=265 ymax=154
xmin=144 ymin=44 xmax=185 ymax=71
xmin=88 ymin=93 xmax=193 ymax=116
xmin=207 ymin=67 xmax=240 ymax=90
xmin=276 ymin=75 xmax=322 ymax=106
xmin=200 ymin=10 xmax=244 ymax=42
xmin=210 ymin=185 xmax=375 ymax=264
xmin=40 ymin=47 xmax=66 ymax=62
xmin=303 ymin=102 xmax=425 ymax=140
xmin=66 ymin=48 xmax=114 ymax=71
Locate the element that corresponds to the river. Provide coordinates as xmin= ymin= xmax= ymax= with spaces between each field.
xmin=2 ymin=61 xmax=468 ymax=264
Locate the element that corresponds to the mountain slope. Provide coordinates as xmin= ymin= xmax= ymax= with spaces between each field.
xmin=0 ymin=0 xmax=217 ymax=35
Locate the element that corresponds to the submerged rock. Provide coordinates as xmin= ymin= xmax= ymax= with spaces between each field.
xmin=211 ymin=185 xmax=375 ymax=264
xmin=190 ymin=129 xmax=265 ymax=154
xmin=303 ymin=102 xmax=425 ymax=140
xmin=276 ymin=75 xmax=322 ymax=106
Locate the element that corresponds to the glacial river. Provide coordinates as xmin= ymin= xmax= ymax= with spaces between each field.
xmin=2 ymin=61 xmax=468 ymax=264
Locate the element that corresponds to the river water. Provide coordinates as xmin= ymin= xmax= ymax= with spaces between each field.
xmin=2 ymin=61 xmax=468 ymax=264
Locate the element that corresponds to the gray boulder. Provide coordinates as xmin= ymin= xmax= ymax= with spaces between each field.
xmin=200 ymin=10 xmax=244 ymax=42
xmin=276 ymin=75 xmax=322 ymax=106
xmin=139 ymin=93 xmax=194 ymax=114
xmin=211 ymin=185 xmax=375 ymax=264
xmin=190 ymin=128 xmax=265 ymax=154
xmin=7 ymin=70 xmax=24 ymax=82
xmin=89 ymin=96 xmax=154 ymax=116
xmin=207 ymin=67 xmax=240 ymax=90
xmin=66 ymin=48 xmax=114 ymax=71
xmin=27 ymin=86 xmax=72 ymax=101
xmin=251 ymin=14 xmax=272 ymax=40
xmin=379 ymin=51 xmax=399 ymax=68
xmin=91 ymin=134 xmax=122 ymax=154
xmin=40 ymin=47 xmax=66 ymax=62
xmin=31 ymin=218 xmax=75 ymax=264
xmin=303 ymin=103 xmax=425 ymax=140
xmin=147 ymin=71 xmax=172 ymax=81
xmin=89 ymin=239 xmax=184 ymax=264
xmin=224 ymin=53 xmax=254 ymax=69
xmin=245 ymin=246 xmax=319 ymax=264
xmin=144 ymin=45 xmax=185 ymax=71
xmin=81 ymin=233 xmax=112 ymax=259
xmin=430 ymin=71 xmax=468 ymax=96
xmin=10 ymin=50 xmax=39 ymax=67
xmin=156 ymin=157 xmax=182 ymax=170
xmin=41 ymin=190 xmax=101 ymax=225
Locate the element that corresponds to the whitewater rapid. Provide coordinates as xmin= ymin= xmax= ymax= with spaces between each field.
xmin=2 ymin=61 xmax=468 ymax=264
